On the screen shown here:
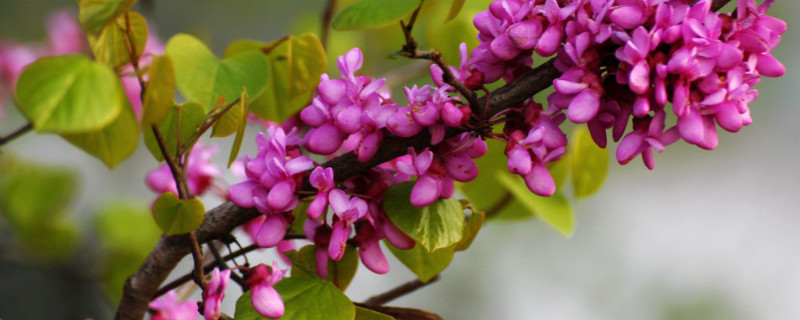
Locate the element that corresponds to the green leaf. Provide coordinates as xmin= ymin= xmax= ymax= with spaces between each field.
xmin=210 ymin=100 xmax=243 ymax=138
xmin=87 ymin=11 xmax=148 ymax=69
xmin=460 ymin=138 xmax=531 ymax=221
xmin=570 ymin=126 xmax=608 ymax=198
xmin=151 ymin=192 xmax=205 ymax=235
xmin=387 ymin=242 xmax=454 ymax=283
xmin=61 ymin=103 xmax=139 ymax=168
xmin=332 ymin=0 xmax=422 ymax=30
xmin=383 ymin=181 xmax=464 ymax=253
xmin=287 ymin=245 xmax=359 ymax=291
xmin=446 ymin=0 xmax=467 ymax=22
xmin=355 ymin=306 xmax=395 ymax=320
xmin=454 ymin=210 xmax=484 ymax=252
xmin=141 ymin=55 xmax=176 ymax=127
xmin=226 ymin=34 xmax=327 ymax=123
xmin=15 ymin=55 xmax=126 ymax=133
xmin=228 ymin=89 xmax=250 ymax=167
xmin=93 ymin=202 xmax=161 ymax=302
xmin=496 ymin=172 xmax=575 ymax=236
xmin=165 ymin=34 xmax=270 ymax=112
xmin=235 ymin=278 xmax=356 ymax=320
xmin=0 ymin=157 xmax=79 ymax=261
xmin=143 ymin=102 xmax=205 ymax=161
xmin=78 ymin=0 xmax=138 ymax=35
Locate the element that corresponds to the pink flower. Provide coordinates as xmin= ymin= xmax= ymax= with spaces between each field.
xmin=327 ymin=189 xmax=368 ymax=260
xmin=150 ymin=291 xmax=200 ymax=320
xmin=203 ymin=268 xmax=231 ymax=320
xmin=247 ymin=263 xmax=286 ymax=319
xmin=146 ymin=140 xmax=221 ymax=196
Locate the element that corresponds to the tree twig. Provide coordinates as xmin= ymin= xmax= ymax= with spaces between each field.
xmin=363 ymin=275 xmax=441 ymax=306
xmin=0 ymin=123 xmax=33 ymax=146
xmin=320 ymin=0 xmax=338 ymax=49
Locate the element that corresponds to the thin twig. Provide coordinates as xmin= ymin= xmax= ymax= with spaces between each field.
xmin=484 ymin=191 xmax=514 ymax=219
xmin=320 ymin=0 xmax=337 ymax=49
xmin=0 ymin=123 xmax=33 ymax=146
xmin=188 ymin=232 xmax=206 ymax=288
xmin=150 ymin=126 xmax=188 ymax=200
xmin=363 ymin=275 xmax=441 ymax=306
xmin=207 ymin=242 xmax=247 ymax=290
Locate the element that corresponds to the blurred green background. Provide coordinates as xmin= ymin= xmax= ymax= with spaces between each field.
xmin=1 ymin=0 xmax=798 ymax=319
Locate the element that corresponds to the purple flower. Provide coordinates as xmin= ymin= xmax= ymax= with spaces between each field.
xmin=327 ymin=189 xmax=368 ymax=260
xmin=247 ymin=263 xmax=286 ymax=319
xmin=616 ymin=110 xmax=679 ymax=169
xmin=150 ymin=291 xmax=199 ymax=320
xmin=146 ymin=140 xmax=221 ymax=196
xmin=203 ymin=268 xmax=231 ymax=320
xmin=307 ymin=167 xmax=335 ymax=219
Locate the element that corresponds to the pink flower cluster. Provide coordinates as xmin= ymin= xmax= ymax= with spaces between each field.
xmin=472 ymin=0 xmax=785 ymax=169
xmin=146 ymin=140 xmax=222 ymax=197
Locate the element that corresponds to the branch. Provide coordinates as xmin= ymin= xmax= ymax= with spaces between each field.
xmin=0 ymin=123 xmax=33 ymax=146
xmin=363 ymin=275 xmax=440 ymax=306
xmin=354 ymin=303 xmax=443 ymax=320
xmin=116 ymin=0 xmax=732 ymax=318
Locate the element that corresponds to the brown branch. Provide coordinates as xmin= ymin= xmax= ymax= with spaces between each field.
xmin=320 ymin=0 xmax=337 ymax=49
xmin=363 ymin=275 xmax=441 ymax=306
xmin=484 ymin=191 xmax=514 ymax=219
xmin=115 ymin=0 xmax=732 ymax=318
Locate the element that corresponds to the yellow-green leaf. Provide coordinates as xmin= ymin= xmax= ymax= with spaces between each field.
xmin=151 ymin=192 xmax=205 ymax=235
xmin=87 ymin=11 xmax=147 ymax=69
xmin=496 ymin=172 xmax=575 ymax=237
xmin=211 ymin=101 xmax=243 ymax=138
xmin=332 ymin=0 xmax=422 ymax=31
xmin=15 ymin=55 xmax=125 ymax=133
xmin=143 ymin=102 xmax=205 ymax=161
xmin=228 ymin=89 xmax=249 ymax=167
xmin=446 ymin=0 xmax=467 ymax=22
xmin=570 ymin=126 xmax=608 ymax=198
xmin=387 ymin=242 xmax=454 ymax=283
xmin=78 ymin=0 xmax=138 ymax=35
xmin=455 ymin=210 xmax=485 ymax=252
xmin=355 ymin=306 xmax=395 ymax=320
xmin=287 ymin=245 xmax=359 ymax=291
xmin=61 ymin=103 xmax=139 ymax=168
xmin=141 ymin=55 xmax=175 ymax=127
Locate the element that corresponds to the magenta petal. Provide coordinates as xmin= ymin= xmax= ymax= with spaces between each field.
xmin=567 ymin=89 xmax=601 ymax=123
xmin=507 ymin=145 xmax=532 ymax=175
xmin=628 ymin=60 xmax=650 ymax=95
xmin=316 ymin=246 xmax=329 ymax=279
xmin=256 ymin=215 xmax=288 ymax=248
xmin=522 ymin=162 xmax=556 ymax=197
xmin=678 ymin=110 xmax=704 ymax=144
xmin=335 ymin=104 xmax=363 ymax=134
xmin=507 ymin=20 xmax=543 ymax=50
xmin=410 ymin=174 xmax=441 ymax=208
xmin=632 ymin=95 xmax=650 ymax=117
xmin=317 ymin=79 xmax=347 ymax=105
xmin=715 ymin=101 xmax=743 ymax=132
xmin=305 ymin=123 xmax=345 ymax=155
xmin=359 ymin=238 xmax=389 ymax=274
xmin=328 ymin=189 xmax=350 ymax=216
xmin=441 ymin=102 xmax=464 ymax=127
xmin=490 ymin=33 xmax=522 ymax=60
xmin=251 ymin=284 xmax=284 ymax=319
xmin=616 ymin=131 xmax=645 ymax=165
xmin=715 ymin=43 xmax=743 ymax=71
xmin=445 ymin=154 xmax=478 ymax=182
xmin=610 ymin=5 xmax=645 ymax=29
xmin=755 ymin=53 xmax=785 ymax=77
xmin=284 ymin=156 xmax=313 ymax=176
xmin=382 ymin=219 xmax=415 ymax=250
xmin=306 ymin=193 xmax=328 ymax=220
xmin=387 ymin=107 xmax=424 ymax=137
xmin=535 ymin=25 xmax=563 ymax=57
xmin=229 ymin=181 xmax=258 ymax=208
xmin=553 ymin=79 xmax=587 ymax=94
xmin=267 ymin=180 xmax=295 ymax=211
xmin=328 ymin=221 xmax=350 ymax=261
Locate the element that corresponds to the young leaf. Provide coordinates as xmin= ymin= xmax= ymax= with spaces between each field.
xmin=228 ymin=89 xmax=249 ymax=167
xmin=234 ymin=278 xmax=356 ymax=320
xmin=454 ymin=210 xmax=485 ymax=252
xmin=61 ymin=103 xmax=139 ymax=168
xmin=383 ymin=181 xmax=465 ymax=253
xmin=570 ymin=126 xmax=609 ymax=198
xmin=496 ymin=172 xmax=575 ymax=237
xmin=446 ymin=0 xmax=467 ymax=22
xmin=210 ymin=100 xmax=243 ymax=138
xmin=461 ymin=138 xmax=531 ymax=221
xmin=151 ymin=192 xmax=205 ymax=235
xmin=165 ymin=34 xmax=270 ymax=112
xmin=87 ymin=11 xmax=148 ymax=69
xmin=287 ymin=245 xmax=359 ymax=291
xmin=386 ymin=241 xmax=455 ymax=283
xmin=225 ymin=34 xmax=326 ymax=123
xmin=78 ymin=0 xmax=138 ymax=35
xmin=355 ymin=306 xmax=395 ymax=320
xmin=143 ymin=102 xmax=205 ymax=161
xmin=15 ymin=55 xmax=125 ymax=133
xmin=141 ymin=55 xmax=176 ymax=127
xmin=332 ymin=0 xmax=422 ymax=31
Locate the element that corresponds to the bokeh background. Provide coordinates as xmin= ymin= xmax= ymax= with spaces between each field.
xmin=0 ymin=0 xmax=798 ymax=319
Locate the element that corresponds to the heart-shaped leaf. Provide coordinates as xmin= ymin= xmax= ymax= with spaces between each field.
xmin=141 ymin=55 xmax=175 ymax=127
xmin=165 ymin=34 xmax=270 ymax=112
xmin=211 ymin=99 xmax=243 ymax=138
xmin=224 ymin=34 xmax=326 ymax=123
xmin=151 ymin=192 xmax=205 ymax=235
xmin=496 ymin=172 xmax=575 ymax=236
xmin=143 ymin=102 xmax=205 ymax=161
xmin=234 ymin=277 xmax=355 ymax=320
xmin=15 ymin=55 xmax=126 ymax=133
xmin=455 ymin=209 xmax=485 ymax=252
xmin=570 ymin=126 xmax=608 ymax=198
xmin=386 ymin=241 xmax=454 ymax=283
xmin=383 ymin=181 xmax=464 ymax=253
xmin=61 ymin=103 xmax=139 ymax=168
xmin=227 ymin=89 xmax=249 ymax=167
xmin=78 ymin=0 xmax=138 ymax=35
xmin=332 ymin=0 xmax=422 ymax=31
xmin=287 ymin=244 xmax=359 ymax=291
xmin=87 ymin=11 xmax=148 ymax=69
